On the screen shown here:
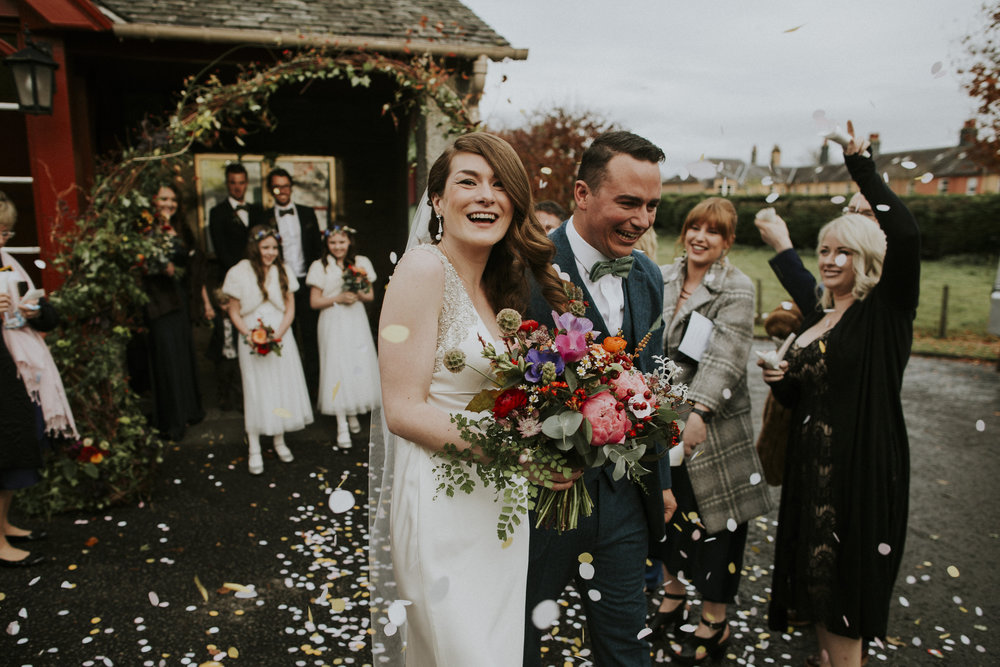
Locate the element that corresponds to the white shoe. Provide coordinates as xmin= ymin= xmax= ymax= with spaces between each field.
xmin=347 ymin=415 xmax=361 ymax=434
xmin=248 ymin=453 xmax=263 ymax=475
xmin=274 ymin=439 xmax=294 ymax=463
xmin=337 ymin=433 xmax=352 ymax=450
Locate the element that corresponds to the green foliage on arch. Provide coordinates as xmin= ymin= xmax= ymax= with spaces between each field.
xmin=18 ymin=48 xmax=476 ymax=515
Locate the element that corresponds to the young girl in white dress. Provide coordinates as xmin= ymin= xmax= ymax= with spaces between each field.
xmin=222 ymin=226 xmax=313 ymax=474
xmin=371 ymin=133 xmax=571 ymax=665
xmin=306 ymin=225 xmax=380 ymax=449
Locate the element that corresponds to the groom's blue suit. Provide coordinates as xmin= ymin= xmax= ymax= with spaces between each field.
xmin=524 ymin=222 xmax=671 ymax=667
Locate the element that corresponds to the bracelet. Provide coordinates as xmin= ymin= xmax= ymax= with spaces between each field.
xmin=690 ymin=407 xmax=713 ymax=423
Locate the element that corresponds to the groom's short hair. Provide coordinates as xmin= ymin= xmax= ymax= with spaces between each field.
xmin=577 ymin=131 xmax=665 ymax=192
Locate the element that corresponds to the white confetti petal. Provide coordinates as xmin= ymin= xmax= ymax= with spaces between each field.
xmin=328 ymin=489 xmax=355 ymax=514
xmin=148 ymin=592 xmax=160 ymax=606
xmin=722 ymin=388 xmax=732 ymax=400
xmin=726 ymin=518 xmax=738 ymax=532
xmin=6 ymin=621 xmax=19 ymax=635
xmin=830 ymin=195 xmax=846 ymax=204
xmin=899 ymin=596 xmax=910 ymax=607
xmin=34 ymin=259 xmax=47 ymax=270
xmin=749 ymin=472 xmax=762 ymax=486
xmin=835 ymin=253 xmax=848 ymax=267
xmin=388 ymin=600 xmax=409 ymax=627
xmin=975 ymin=420 xmax=985 ymax=432
xmin=531 ymin=599 xmax=560 ymax=629
xmin=587 ymin=589 xmax=602 ymax=602
xmin=765 ymin=192 xmax=780 ymax=204
xmin=920 ymin=172 xmax=934 ymax=184
xmin=875 ymin=204 xmax=891 ymax=212
xmin=578 ymin=562 xmax=595 ymax=580
xmin=877 ymin=543 xmax=892 ymax=555
xmin=761 ymin=176 xmax=774 ymax=186
xmin=901 ymin=160 xmax=917 ymax=169
xmin=389 ymin=251 xmax=398 ymax=264
xmin=383 ymin=622 xmax=398 ymax=637
xmin=637 ymin=627 xmax=653 ymax=640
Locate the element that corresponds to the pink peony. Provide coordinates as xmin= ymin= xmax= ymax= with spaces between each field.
xmin=611 ymin=371 xmax=652 ymax=401
xmin=580 ymin=390 xmax=630 ymax=446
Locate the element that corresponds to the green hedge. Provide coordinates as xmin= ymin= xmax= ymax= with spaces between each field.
xmin=656 ymin=193 xmax=1000 ymax=259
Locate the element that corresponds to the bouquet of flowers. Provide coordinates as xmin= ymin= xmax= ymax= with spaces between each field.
xmin=342 ymin=264 xmax=371 ymax=293
xmin=436 ymin=298 xmax=687 ymax=541
xmin=246 ymin=318 xmax=282 ymax=356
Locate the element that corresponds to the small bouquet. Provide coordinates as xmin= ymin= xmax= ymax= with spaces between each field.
xmin=246 ymin=318 xmax=282 ymax=356
xmin=342 ymin=264 xmax=371 ymax=294
xmin=435 ymin=293 xmax=687 ymax=541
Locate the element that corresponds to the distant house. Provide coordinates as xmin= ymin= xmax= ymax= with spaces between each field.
xmin=1 ymin=0 xmax=524 ymax=290
xmin=664 ymin=121 xmax=1000 ymax=199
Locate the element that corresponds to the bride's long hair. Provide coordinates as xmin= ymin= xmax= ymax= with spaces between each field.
xmin=426 ymin=133 xmax=567 ymax=313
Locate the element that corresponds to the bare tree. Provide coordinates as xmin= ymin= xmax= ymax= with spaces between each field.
xmin=960 ymin=1 xmax=1000 ymax=169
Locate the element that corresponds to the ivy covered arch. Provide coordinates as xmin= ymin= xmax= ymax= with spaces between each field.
xmin=22 ymin=48 xmax=476 ymax=515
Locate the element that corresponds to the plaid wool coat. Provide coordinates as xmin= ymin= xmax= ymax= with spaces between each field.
xmin=662 ymin=257 xmax=773 ymax=534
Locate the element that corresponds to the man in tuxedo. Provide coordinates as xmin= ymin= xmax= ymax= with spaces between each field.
xmin=209 ymin=163 xmax=264 ymax=273
xmin=524 ymin=131 xmax=677 ymax=667
xmin=265 ymin=168 xmax=323 ymax=400
xmin=207 ymin=163 xmax=264 ymax=410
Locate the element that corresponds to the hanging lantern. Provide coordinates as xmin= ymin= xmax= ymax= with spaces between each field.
xmin=5 ymin=33 xmax=58 ymax=115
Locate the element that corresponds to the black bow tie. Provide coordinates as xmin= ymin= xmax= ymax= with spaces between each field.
xmin=234 ymin=204 xmax=248 ymax=212
xmin=589 ymin=256 xmax=634 ymax=281
xmin=278 ymin=207 xmax=295 ymax=216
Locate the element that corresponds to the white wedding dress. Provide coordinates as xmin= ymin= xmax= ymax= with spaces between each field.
xmin=386 ymin=244 xmax=528 ymax=666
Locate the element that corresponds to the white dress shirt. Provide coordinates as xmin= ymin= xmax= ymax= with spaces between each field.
xmin=274 ymin=205 xmax=306 ymax=277
xmin=228 ymin=196 xmax=249 ymax=227
xmin=566 ymin=217 xmax=625 ymax=336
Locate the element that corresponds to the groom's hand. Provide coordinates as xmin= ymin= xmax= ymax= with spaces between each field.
xmin=524 ymin=464 xmax=583 ymax=491
xmin=662 ymin=489 xmax=677 ymax=523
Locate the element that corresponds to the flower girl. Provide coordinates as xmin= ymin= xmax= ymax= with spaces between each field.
xmin=306 ymin=225 xmax=380 ymax=448
xmin=223 ymin=226 xmax=313 ymax=474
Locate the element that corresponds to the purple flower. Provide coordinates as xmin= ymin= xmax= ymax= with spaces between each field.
xmin=524 ymin=348 xmax=565 ymax=383
xmin=551 ymin=311 xmax=597 ymax=363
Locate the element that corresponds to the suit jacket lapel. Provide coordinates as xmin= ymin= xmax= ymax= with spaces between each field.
xmin=550 ymin=226 xmax=611 ymax=339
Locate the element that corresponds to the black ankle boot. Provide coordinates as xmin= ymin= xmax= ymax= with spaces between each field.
xmin=648 ymin=591 xmax=688 ymax=641
xmin=673 ymin=616 xmax=729 ymax=665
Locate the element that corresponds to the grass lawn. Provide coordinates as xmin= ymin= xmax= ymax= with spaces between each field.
xmin=654 ymin=234 xmax=1000 ymax=361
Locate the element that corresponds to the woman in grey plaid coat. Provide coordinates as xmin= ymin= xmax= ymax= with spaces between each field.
xmin=649 ymin=198 xmax=773 ymax=665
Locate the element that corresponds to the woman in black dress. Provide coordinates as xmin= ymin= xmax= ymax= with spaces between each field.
xmin=757 ymin=125 xmax=919 ymax=666
xmin=143 ymin=184 xmax=204 ymax=441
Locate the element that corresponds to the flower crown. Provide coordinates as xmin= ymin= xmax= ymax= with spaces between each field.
xmin=254 ymin=228 xmax=281 ymax=241
xmin=324 ymin=225 xmax=357 ymax=238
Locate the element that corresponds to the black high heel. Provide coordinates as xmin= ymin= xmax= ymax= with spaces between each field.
xmin=673 ymin=616 xmax=729 ymax=665
xmin=648 ymin=591 xmax=688 ymax=641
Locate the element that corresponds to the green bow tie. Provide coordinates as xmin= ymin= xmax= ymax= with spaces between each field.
xmin=589 ymin=256 xmax=634 ymax=282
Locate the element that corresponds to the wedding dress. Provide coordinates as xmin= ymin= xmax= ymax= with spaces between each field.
xmin=370 ymin=244 xmax=528 ymax=666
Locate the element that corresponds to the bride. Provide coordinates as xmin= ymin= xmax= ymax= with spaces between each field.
xmin=369 ymin=133 xmax=567 ymax=665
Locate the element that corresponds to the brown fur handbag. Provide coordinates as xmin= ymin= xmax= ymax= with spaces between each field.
xmin=755 ymin=302 xmax=802 ymax=486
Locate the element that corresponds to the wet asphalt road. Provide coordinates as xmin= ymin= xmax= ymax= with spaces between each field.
xmin=1 ymin=342 xmax=998 ymax=666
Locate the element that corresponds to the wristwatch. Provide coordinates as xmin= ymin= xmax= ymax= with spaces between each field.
xmin=690 ymin=407 xmax=713 ymax=423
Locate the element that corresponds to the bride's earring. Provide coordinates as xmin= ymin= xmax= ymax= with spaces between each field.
xmin=435 ymin=214 xmax=443 ymax=241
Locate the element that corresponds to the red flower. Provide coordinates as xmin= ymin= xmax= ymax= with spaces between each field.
xmin=519 ymin=319 xmax=540 ymax=333
xmin=492 ymin=388 xmax=528 ymax=419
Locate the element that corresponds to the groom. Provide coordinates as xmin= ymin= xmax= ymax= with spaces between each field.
xmin=524 ymin=131 xmax=678 ymax=666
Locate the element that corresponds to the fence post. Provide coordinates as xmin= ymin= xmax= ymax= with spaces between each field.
xmin=756 ymin=278 xmax=763 ymax=325
xmin=937 ymin=285 xmax=949 ymax=339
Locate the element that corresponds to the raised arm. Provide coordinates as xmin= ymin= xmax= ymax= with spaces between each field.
xmin=844 ymin=152 xmax=920 ymax=310
xmin=756 ymin=208 xmax=819 ymax=314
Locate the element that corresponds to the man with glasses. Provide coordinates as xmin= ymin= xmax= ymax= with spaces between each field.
xmin=265 ymin=168 xmax=323 ymax=400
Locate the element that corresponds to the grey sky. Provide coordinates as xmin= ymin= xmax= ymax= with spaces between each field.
xmin=463 ymin=0 xmax=988 ymax=178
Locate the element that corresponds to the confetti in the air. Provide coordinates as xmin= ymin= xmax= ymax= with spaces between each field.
xmin=540 ymin=166 xmax=552 ymax=175
xmin=328 ymin=488 xmax=355 ymax=514
xmin=381 ymin=324 xmax=410 ymax=343
xmin=835 ymin=254 xmax=848 ymax=267
xmin=830 ymin=195 xmax=846 ymax=205
xmin=975 ymin=420 xmax=985 ymax=432
xmin=876 ymin=204 xmax=891 ymax=212
xmin=948 ymin=565 xmax=960 ymax=578
xmin=765 ymin=192 xmax=780 ymax=204
xmin=784 ymin=23 xmax=805 ymax=33
xmin=531 ymin=599 xmax=560 ymax=629
xmin=578 ymin=562 xmax=595 ymax=580
xmin=34 ymin=259 xmax=46 ymax=270
xmin=919 ymin=172 xmax=934 ymax=183
xmin=878 ymin=543 xmax=892 ymax=556
xmin=901 ymin=160 xmax=917 ymax=169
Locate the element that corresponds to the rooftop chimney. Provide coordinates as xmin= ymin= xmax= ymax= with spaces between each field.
xmin=960 ymin=119 xmax=977 ymax=146
xmin=751 ymin=145 xmax=758 ymax=165
xmin=770 ymin=145 xmax=781 ymax=168
xmin=819 ymin=139 xmax=829 ymax=166
xmin=868 ymin=133 xmax=880 ymax=158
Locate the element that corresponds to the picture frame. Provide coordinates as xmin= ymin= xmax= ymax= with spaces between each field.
xmin=193 ymin=153 xmax=338 ymax=257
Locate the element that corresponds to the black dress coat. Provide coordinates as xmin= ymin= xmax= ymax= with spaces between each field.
xmin=208 ymin=201 xmax=265 ymax=274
